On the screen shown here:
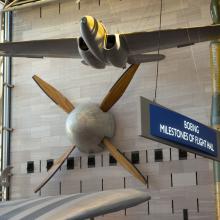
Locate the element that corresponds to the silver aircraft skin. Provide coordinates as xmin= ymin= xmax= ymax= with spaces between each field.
xmin=0 ymin=188 xmax=150 ymax=220
xmin=0 ymin=15 xmax=220 ymax=68
xmin=66 ymin=103 xmax=115 ymax=153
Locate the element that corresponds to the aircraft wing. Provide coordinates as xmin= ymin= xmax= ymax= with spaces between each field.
xmin=0 ymin=24 xmax=218 ymax=61
xmin=0 ymin=38 xmax=81 ymax=58
xmin=0 ymin=189 xmax=150 ymax=220
xmin=121 ymin=24 xmax=220 ymax=55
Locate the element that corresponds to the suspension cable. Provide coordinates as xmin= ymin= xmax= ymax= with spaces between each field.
xmin=154 ymin=0 xmax=163 ymax=102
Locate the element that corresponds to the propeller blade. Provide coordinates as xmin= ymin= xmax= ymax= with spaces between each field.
xmin=34 ymin=145 xmax=75 ymax=193
xmin=33 ymin=75 xmax=74 ymax=113
xmin=102 ymin=138 xmax=147 ymax=185
xmin=100 ymin=64 xmax=140 ymax=112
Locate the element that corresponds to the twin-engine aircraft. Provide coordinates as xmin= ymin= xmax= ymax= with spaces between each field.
xmin=0 ymin=15 xmax=220 ymax=68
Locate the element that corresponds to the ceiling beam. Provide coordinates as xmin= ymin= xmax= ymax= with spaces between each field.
xmin=3 ymin=0 xmax=80 ymax=11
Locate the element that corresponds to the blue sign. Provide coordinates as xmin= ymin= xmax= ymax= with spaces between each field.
xmin=149 ymin=104 xmax=217 ymax=157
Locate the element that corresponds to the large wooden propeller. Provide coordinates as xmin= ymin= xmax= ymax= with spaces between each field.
xmin=33 ymin=75 xmax=74 ymax=113
xmin=34 ymin=146 xmax=75 ymax=193
xmin=100 ymin=64 xmax=140 ymax=112
xmin=33 ymin=64 xmax=146 ymax=193
xmin=102 ymin=138 xmax=146 ymax=184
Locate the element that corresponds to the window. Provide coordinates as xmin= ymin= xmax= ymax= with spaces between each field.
xmin=146 ymin=150 xmax=148 ymax=162
xmin=67 ymin=157 xmax=74 ymax=170
xmin=179 ymin=149 xmax=187 ymax=160
xmin=195 ymin=171 xmax=198 ymax=185
xmin=88 ymin=155 xmax=95 ymax=168
xmin=109 ymin=155 xmax=117 ymax=166
xmin=155 ymin=149 xmax=163 ymax=162
xmin=171 ymin=173 xmax=173 ymax=187
xmin=183 ymin=209 xmax=188 ymax=220
xmin=147 ymin=201 xmax=150 ymax=215
xmin=131 ymin=151 xmax=139 ymax=164
xmin=101 ymin=178 xmax=104 ymax=191
xmin=171 ymin=200 xmax=174 ymax=214
xmin=80 ymin=180 xmax=82 ymax=193
xmin=47 ymin=159 xmax=54 ymax=171
xmin=101 ymin=154 xmax=103 ymax=167
xmin=27 ymin=161 xmax=34 ymax=173
xmin=146 ymin=176 xmax=149 ymax=188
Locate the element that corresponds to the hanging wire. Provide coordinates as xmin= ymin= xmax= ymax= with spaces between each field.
xmin=154 ymin=0 xmax=163 ymax=102
xmin=180 ymin=0 xmax=203 ymax=94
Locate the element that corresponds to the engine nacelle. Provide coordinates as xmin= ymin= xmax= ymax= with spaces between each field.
xmin=78 ymin=37 xmax=106 ymax=69
xmin=104 ymin=34 xmax=128 ymax=68
xmin=80 ymin=16 xmax=107 ymax=62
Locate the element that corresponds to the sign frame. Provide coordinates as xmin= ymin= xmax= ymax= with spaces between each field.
xmin=138 ymin=96 xmax=220 ymax=162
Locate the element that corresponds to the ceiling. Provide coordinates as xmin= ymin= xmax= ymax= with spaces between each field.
xmin=2 ymin=0 xmax=79 ymax=11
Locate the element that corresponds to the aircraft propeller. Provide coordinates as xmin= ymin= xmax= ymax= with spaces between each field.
xmin=33 ymin=64 xmax=146 ymax=193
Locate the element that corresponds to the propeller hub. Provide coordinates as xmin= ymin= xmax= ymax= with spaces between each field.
xmin=65 ymin=103 xmax=115 ymax=153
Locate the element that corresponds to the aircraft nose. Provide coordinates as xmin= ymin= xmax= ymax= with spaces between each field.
xmin=81 ymin=17 xmax=87 ymax=24
xmin=80 ymin=16 xmax=95 ymax=33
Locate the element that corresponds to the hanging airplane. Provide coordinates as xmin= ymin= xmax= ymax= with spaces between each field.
xmin=0 ymin=188 xmax=151 ymax=220
xmin=0 ymin=15 xmax=220 ymax=69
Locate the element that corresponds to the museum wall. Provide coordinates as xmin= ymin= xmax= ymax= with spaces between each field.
xmin=10 ymin=0 xmax=215 ymax=219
